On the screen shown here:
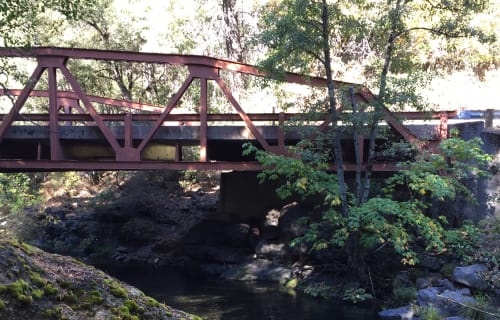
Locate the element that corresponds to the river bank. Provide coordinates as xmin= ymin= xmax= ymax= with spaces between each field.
xmin=1 ymin=170 xmax=498 ymax=319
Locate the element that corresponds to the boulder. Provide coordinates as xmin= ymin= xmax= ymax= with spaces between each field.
xmin=453 ymin=264 xmax=489 ymax=290
xmin=278 ymin=203 xmax=308 ymax=239
xmin=221 ymin=259 xmax=291 ymax=282
xmin=435 ymin=279 xmax=456 ymax=291
xmin=417 ymin=287 xmax=475 ymax=316
xmin=264 ymin=209 xmax=281 ymax=227
xmin=255 ymin=240 xmax=288 ymax=260
xmin=378 ymin=306 xmax=414 ymax=320
xmin=419 ymin=255 xmax=444 ymax=271
xmin=416 ymin=277 xmax=433 ymax=289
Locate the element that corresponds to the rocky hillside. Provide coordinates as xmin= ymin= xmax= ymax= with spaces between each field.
xmin=0 ymin=239 xmax=200 ymax=320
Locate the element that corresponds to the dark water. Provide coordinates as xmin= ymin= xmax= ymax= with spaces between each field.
xmin=105 ymin=266 xmax=379 ymax=320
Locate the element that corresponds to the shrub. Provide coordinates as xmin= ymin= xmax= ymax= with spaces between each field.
xmin=393 ymin=287 xmax=417 ymax=304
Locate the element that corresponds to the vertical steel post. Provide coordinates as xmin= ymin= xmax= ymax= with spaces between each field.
xmin=200 ymin=78 xmax=208 ymax=162
xmin=175 ymin=143 xmax=182 ymax=162
xmin=48 ymin=67 xmax=60 ymax=160
xmin=278 ymin=112 xmax=285 ymax=154
xmin=124 ymin=113 xmax=132 ymax=149
xmin=439 ymin=112 xmax=448 ymax=139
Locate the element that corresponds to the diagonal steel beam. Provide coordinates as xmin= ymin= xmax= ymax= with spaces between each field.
xmin=58 ymin=64 xmax=122 ymax=153
xmin=137 ymin=75 xmax=195 ymax=153
xmin=214 ymin=77 xmax=273 ymax=152
xmin=0 ymin=65 xmax=45 ymax=140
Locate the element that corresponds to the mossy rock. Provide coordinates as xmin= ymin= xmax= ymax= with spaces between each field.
xmin=0 ymin=239 xmax=200 ymax=319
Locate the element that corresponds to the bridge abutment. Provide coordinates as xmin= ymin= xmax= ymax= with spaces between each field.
xmin=218 ymin=122 xmax=499 ymax=224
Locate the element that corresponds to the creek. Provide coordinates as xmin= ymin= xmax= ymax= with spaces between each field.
xmin=102 ymin=265 xmax=379 ymax=320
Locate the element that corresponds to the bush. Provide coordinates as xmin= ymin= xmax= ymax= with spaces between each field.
xmin=392 ymin=286 xmax=417 ymax=304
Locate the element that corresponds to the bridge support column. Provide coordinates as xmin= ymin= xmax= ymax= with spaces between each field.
xmin=485 ymin=109 xmax=494 ymax=128
xmin=218 ymin=171 xmax=287 ymax=220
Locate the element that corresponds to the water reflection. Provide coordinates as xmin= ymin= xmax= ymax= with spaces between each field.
xmin=104 ymin=265 xmax=378 ymax=320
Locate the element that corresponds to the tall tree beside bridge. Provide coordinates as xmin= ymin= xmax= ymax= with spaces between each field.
xmin=250 ymin=0 xmax=496 ymax=277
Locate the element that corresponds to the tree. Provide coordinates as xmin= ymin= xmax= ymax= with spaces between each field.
xmin=252 ymin=0 xmax=496 ymax=276
xmin=0 ymin=0 xmax=97 ymax=46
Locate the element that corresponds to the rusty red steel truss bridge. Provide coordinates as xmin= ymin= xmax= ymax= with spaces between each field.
xmin=0 ymin=47 xmax=456 ymax=172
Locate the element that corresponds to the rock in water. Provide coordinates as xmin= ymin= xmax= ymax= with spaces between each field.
xmin=378 ymin=305 xmax=414 ymax=319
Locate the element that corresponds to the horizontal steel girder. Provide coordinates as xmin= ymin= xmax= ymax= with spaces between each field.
xmin=0 ymin=160 xmax=397 ymax=172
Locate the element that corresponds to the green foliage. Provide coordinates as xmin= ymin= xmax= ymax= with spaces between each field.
xmin=29 ymin=271 xmax=46 ymax=287
xmin=43 ymin=306 xmax=63 ymax=319
xmin=124 ymin=299 xmax=144 ymax=315
xmin=32 ymin=288 xmax=43 ymax=299
xmin=303 ymin=282 xmax=333 ymax=299
xmin=342 ymin=288 xmax=373 ymax=304
xmin=87 ymin=289 xmax=104 ymax=305
xmin=0 ymin=173 xmax=40 ymax=215
xmin=392 ymin=286 xmax=417 ymax=305
xmin=444 ymin=221 xmax=481 ymax=263
xmin=105 ymin=279 xmax=128 ymax=299
xmin=6 ymin=279 xmax=33 ymax=304
xmin=43 ymin=284 xmax=58 ymax=296
xmin=285 ymin=278 xmax=298 ymax=289
xmin=111 ymin=304 xmax=140 ymax=320
xmin=245 ymin=134 xmax=492 ymax=267
xmin=473 ymin=218 xmax=500 ymax=287
xmin=145 ymin=296 xmax=160 ymax=308
xmin=460 ymin=293 xmax=496 ymax=320
xmin=418 ymin=305 xmax=442 ymax=320
xmin=0 ymin=0 xmax=97 ymax=46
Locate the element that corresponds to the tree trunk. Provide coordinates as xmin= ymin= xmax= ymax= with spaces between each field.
xmin=361 ymin=0 xmax=401 ymax=204
xmin=321 ymin=0 xmax=348 ymax=218
xmin=351 ymin=87 xmax=363 ymax=205
xmin=321 ymin=0 xmax=366 ymax=277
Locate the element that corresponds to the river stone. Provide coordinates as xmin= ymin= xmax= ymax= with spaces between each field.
xmin=435 ymin=279 xmax=456 ymax=291
xmin=278 ymin=202 xmax=308 ymax=239
xmin=453 ymin=264 xmax=489 ymax=289
xmin=221 ymin=259 xmax=291 ymax=282
xmin=416 ymin=276 xmax=434 ymax=289
xmin=378 ymin=305 xmax=414 ymax=319
xmin=418 ymin=287 xmax=475 ymax=316
xmin=255 ymin=240 xmax=287 ymax=259
xmin=265 ymin=209 xmax=281 ymax=227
